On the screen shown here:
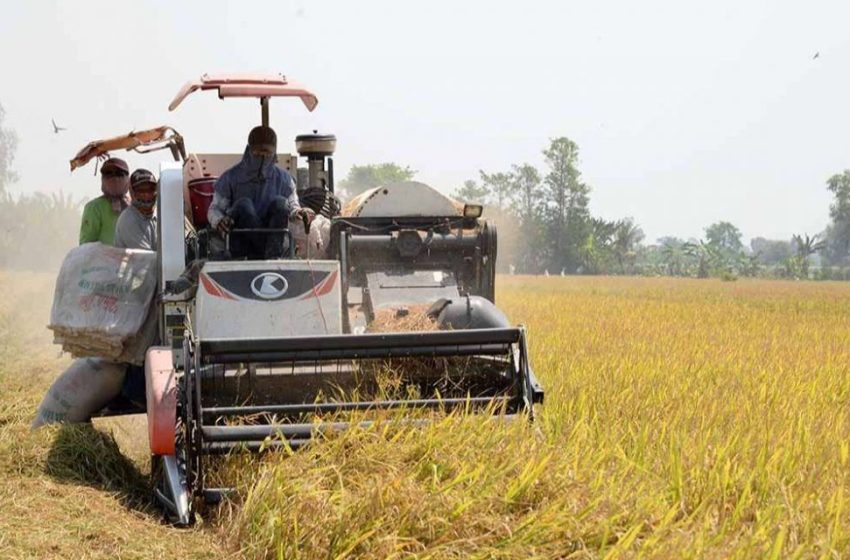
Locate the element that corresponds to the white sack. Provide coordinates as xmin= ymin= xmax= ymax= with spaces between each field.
xmin=291 ymin=214 xmax=330 ymax=259
xmin=31 ymin=358 xmax=126 ymax=427
xmin=48 ymin=242 xmax=157 ymax=363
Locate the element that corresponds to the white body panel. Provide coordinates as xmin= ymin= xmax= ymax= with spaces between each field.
xmin=342 ymin=181 xmax=462 ymax=217
xmin=158 ymin=164 xmax=186 ymax=290
xmin=195 ymin=260 xmax=341 ymax=340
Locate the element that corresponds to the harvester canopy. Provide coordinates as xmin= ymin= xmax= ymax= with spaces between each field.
xmin=168 ymin=73 xmax=319 ymax=112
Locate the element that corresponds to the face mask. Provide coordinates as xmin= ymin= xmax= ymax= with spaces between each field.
xmin=133 ymin=199 xmax=156 ymax=210
xmin=131 ymin=186 xmax=157 ymax=216
xmin=248 ymin=146 xmax=275 ymax=180
xmin=101 ymin=176 xmax=129 ymax=198
xmin=255 ymin=154 xmax=268 ymax=180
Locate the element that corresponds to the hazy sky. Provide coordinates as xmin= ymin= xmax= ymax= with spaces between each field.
xmin=2 ymin=0 xmax=849 ymax=243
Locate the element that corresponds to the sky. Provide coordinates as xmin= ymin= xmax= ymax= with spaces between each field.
xmin=2 ymin=0 xmax=850 ymax=244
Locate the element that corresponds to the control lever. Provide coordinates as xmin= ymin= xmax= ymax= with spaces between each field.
xmin=301 ymin=211 xmax=311 ymax=235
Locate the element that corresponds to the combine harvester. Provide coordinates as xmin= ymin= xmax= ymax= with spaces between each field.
xmin=76 ymin=73 xmax=544 ymax=525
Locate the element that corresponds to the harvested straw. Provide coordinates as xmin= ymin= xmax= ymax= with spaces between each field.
xmin=366 ymin=304 xmax=438 ymax=333
xmin=361 ymin=304 xmax=504 ymax=399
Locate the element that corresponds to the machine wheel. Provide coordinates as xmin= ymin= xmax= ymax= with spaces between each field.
xmin=157 ymin=340 xmax=200 ymax=527
xmin=172 ymin=370 xmax=197 ymax=526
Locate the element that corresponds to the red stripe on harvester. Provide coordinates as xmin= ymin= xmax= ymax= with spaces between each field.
xmin=299 ymin=280 xmax=320 ymax=300
xmin=299 ymin=270 xmax=337 ymax=300
xmin=200 ymin=273 xmax=236 ymax=300
xmin=315 ymin=270 xmax=337 ymax=296
xmin=200 ymin=273 xmax=219 ymax=296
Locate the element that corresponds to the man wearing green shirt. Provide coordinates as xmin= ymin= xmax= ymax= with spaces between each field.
xmin=79 ymin=157 xmax=131 ymax=245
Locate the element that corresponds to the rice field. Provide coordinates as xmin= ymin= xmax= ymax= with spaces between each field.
xmin=1 ymin=271 xmax=849 ymax=558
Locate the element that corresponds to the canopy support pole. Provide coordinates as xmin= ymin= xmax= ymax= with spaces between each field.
xmin=261 ymin=97 xmax=269 ymax=127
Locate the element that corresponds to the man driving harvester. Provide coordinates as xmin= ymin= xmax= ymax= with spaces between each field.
xmin=207 ymin=126 xmax=314 ymax=259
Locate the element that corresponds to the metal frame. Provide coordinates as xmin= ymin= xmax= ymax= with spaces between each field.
xmin=191 ymin=228 xmax=295 ymax=260
xmin=330 ymin=215 xmax=498 ymax=304
xmin=164 ymin=324 xmax=543 ymax=520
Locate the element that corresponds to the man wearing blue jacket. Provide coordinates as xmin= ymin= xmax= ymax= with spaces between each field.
xmin=207 ymin=126 xmax=314 ymax=258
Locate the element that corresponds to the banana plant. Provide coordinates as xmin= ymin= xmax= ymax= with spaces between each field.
xmin=791 ymin=233 xmax=827 ymax=279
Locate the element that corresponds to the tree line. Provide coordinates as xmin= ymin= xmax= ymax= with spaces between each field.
xmin=340 ymin=136 xmax=850 ymax=280
xmin=339 ymin=138 xmax=645 ymax=275
xmin=452 ymin=137 xmax=645 ymax=275
xmin=3 ymin=96 xmax=850 ymax=280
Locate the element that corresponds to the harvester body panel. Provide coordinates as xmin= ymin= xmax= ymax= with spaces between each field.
xmin=194 ymin=260 xmax=341 ymax=340
xmin=364 ymin=270 xmax=459 ymax=310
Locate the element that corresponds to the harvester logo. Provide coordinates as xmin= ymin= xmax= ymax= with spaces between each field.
xmin=202 ymin=269 xmax=333 ymax=301
xmin=250 ymin=273 xmax=289 ymax=300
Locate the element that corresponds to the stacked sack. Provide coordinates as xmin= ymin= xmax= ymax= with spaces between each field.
xmin=48 ymin=242 xmax=158 ymax=365
xmin=290 ymin=214 xmax=331 ymax=258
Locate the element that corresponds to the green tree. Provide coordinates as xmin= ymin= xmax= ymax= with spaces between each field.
xmin=612 ymin=218 xmax=645 ymax=272
xmin=702 ymin=221 xmax=745 ymax=275
xmin=579 ymin=217 xmax=617 ymax=274
xmin=683 ymin=241 xmax=723 ymax=278
xmin=460 ymin=171 xmax=519 ymax=274
xmin=542 ymin=137 xmax=590 ymax=273
xmin=0 ymin=103 xmax=18 ymax=196
xmin=509 ymin=164 xmax=544 ymax=273
xmin=478 ymin=170 xmax=513 ymax=211
xmin=739 ymin=253 xmax=762 ymax=278
xmin=659 ymin=237 xmax=688 ymax=276
xmin=782 ymin=255 xmax=804 ymax=279
xmin=452 ymin=179 xmax=490 ymax=204
xmin=510 ymin=164 xmax=541 ymax=225
xmin=704 ymin=221 xmax=743 ymax=254
xmin=337 ymin=163 xmax=416 ymax=199
xmin=824 ymin=171 xmax=850 ymax=265
xmin=791 ymin=233 xmax=826 ymax=279
xmin=750 ymin=237 xmax=792 ymax=266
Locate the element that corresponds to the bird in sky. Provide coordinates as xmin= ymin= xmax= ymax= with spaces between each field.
xmin=813 ymin=52 xmax=820 ymax=60
xmin=52 ymin=118 xmax=67 ymax=134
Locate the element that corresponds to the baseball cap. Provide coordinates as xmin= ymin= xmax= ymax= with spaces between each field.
xmin=130 ymin=168 xmax=157 ymax=189
xmin=101 ymin=157 xmax=129 ymax=174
